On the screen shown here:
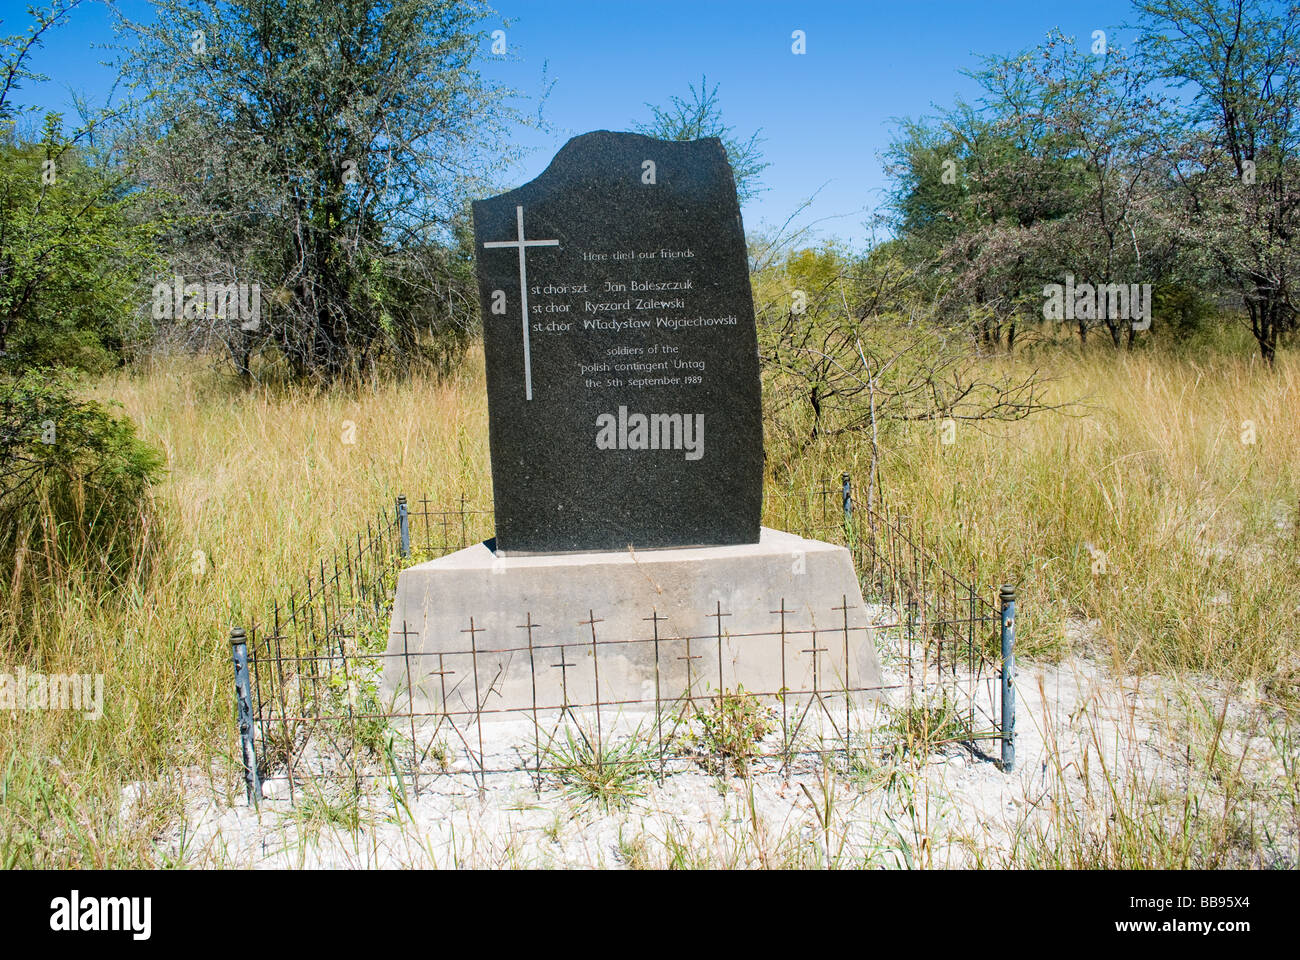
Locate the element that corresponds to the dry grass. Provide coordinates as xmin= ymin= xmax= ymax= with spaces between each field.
xmin=769 ymin=348 xmax=1300 ymax=685
xmin=1 ymin=342 xmax=1297 ymax=867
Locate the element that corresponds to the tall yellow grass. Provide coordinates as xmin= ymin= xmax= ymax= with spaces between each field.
xmin=1 ymin=344 xmax=1296 ymax=866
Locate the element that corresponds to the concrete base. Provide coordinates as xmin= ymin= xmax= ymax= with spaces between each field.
xmin=380 ymin=528 xmax=885 ymax=718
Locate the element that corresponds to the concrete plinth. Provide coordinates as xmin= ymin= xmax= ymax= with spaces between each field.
xmin=380 ymin=528 xmax=885 ymax=718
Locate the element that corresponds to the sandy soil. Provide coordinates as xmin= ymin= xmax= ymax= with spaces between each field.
xmin=139 ymin=639 xmax=1295 ymax=868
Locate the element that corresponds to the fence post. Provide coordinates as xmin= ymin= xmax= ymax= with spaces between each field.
xmin=397 ymin=494 xmax=410 ymax=559
xmin=230 ymin=626 xmax=261 ymax=805
xmin=841 ymin=472 xmax=853 ymax=529
xmin=999 ymin=585 xmax=1016 ymax=772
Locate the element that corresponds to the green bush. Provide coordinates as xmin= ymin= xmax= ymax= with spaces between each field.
xmin=0 ymin=370 xmax=165 ymax=614
xmin=0 ymin=126 xmax=159 ymax=376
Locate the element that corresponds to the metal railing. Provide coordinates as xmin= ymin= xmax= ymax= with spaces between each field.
xmin=228 ymin=476 xmax=1017 ymax=805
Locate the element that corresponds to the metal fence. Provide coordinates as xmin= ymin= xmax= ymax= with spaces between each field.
xmin=228 ymin=476 xmax=1016 ymax=805
xmin=798 ymin=476 xmax=1014 ymax=769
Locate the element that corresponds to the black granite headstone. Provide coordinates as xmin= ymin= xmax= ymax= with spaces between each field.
xmin=472 ymin=131 xmax=763 ymax=553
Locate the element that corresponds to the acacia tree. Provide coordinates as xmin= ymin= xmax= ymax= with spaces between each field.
xmin=885 ymin=63 xmax=1086 ymax=349
xmin=886 ymin=31 xmax=1173 ymax=352
xmin=634 ymin=77 xmax=769 ymax=204
xmin=1013 ymin=32 xmax=1170 ymax=349
xmin=1137 ymin=0 xmax=1300 ymax=363
xmin=118 ymin=0 xmax=523 ymax=383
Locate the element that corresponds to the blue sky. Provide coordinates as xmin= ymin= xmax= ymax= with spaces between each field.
xmin=11 ymin=0 xmax=1143 ymax=248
